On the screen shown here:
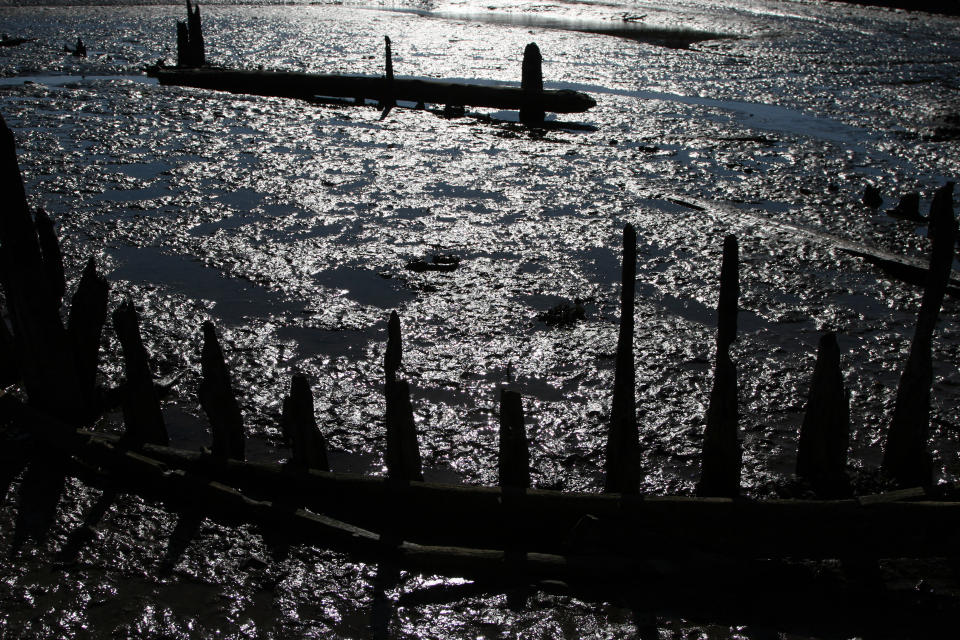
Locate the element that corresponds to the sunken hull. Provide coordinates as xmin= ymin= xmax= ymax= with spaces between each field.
xmin=149 ymin=67 xmax=597 ymax=113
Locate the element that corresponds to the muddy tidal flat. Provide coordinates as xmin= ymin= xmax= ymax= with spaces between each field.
xmin=0 ymin=0 xmax=959 ymax=637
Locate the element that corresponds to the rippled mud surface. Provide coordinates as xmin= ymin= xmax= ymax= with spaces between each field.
xmin=1 ymin=0 xmax=959 ymax=637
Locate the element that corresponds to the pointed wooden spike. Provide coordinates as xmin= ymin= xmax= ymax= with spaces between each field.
xmin=33 ymin=208 xmax=65 ymax=308
xmin=385 ymin=378 xmax=423 ymax=483
xmin=604 ymin=223 xmax=640 ymax=493
xmin=883 ymin=182 xmax=957 ymax=488
xmin=282 ymin=373 xmax=330 ymax=471
xmin=385 ymin=310 xmax=402 ymax=382
xmin=499 ymin=389 xmax=530 ymax=489
xmin=68 ymin=256 xmax=109 ymax=412
xmin=717 ymin=234 xmax=739 ymax=354
xmin=797 ymin=332 xmax=850 ymax=497
xmin=112 ymin=299 xmax=168 ymax=446
xmin=697 ymin=235 xmax=741 ymax=498
xmin=199 ymin=320 xmax=245 ymax=460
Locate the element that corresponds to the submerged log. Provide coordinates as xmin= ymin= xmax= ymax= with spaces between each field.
xmin=67 ymin=257 xmax=109 ymax=412
xmin=281 ymin=373 xmax=329 ymax=471
xmin=796 ymin=333 xmax=850 ymax=498
xmin=604 ymin=223 xmax=640 ymax=494
xmin=112 ymin=300 xmax=168 ymax=446
xmin=149 ymin=68 xmax=597 ymax=114
xmin=697 ymin=235 xmax=741 ymax=498
xmin=883 ymin=182 xmax=957 ymax=487
xmin=199 ymin=320 xmax=245 ymax=460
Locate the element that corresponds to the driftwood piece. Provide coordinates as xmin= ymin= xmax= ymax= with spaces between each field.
xmin=112 ymin=300 xmax=168 ymax=446
xmin=199 ymin=320 xmax=245 ymax=460
xmin=519 ymin=43 xmax=544 ymax=125
xmin=33 ymin=208 xmax=65 ymax=308
xmin=67 ymin=257 xmax=109 ymax=412
xmin=604 ymin=223 xmax=640 ymax=493
xmin=499 ymin=389 xmax=530 ymax=489
xmin=883 ymin=182 xmax=957 ymax=487
xmin=281 ymin=373 xmax=330 ymax=471
xmin=796 ymin=332 xmax=850 ymax=498
xmin=697 ymin=235 xmax=741 ymax=497
xmin=150 ymin=68 xmax=597 ymax=114
xmin=0 ymin=115 xmax=83 ymax=419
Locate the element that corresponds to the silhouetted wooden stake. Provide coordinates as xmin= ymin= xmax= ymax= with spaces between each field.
xmin=34 ymin=208 xmax=65 ymax=308
xmin=697 ymin=235 xmax=741 ymax=498
xmin=796 ymin=332 xmax=850 ymax=498
xmin=380 ymin=36 xmax=396 ymax=120
xmin=499 ymin=389 xmax=530 ymax=489
xmin=385 ymin=310 xmax=402 ymax=384
xmin=176 ymin=21 xmax=189 ymax=67
xmin=385 ymin=378 xmax=423 ymax=483
xmin=68 ymin=257 xmax=109 ymax=413
xmin=883 ymin=182 xmax=957 ymax=488
xmin=113 ymin=299 xmax=168 ymax=446
xmin=520 ymin=43 xmax=545 ymax=125
xmin=199 ymin=320 xmax=245 ymax=460
xmin=0 ymin=115 xmax=83 ymax=420
xmin=282 ymin=374 xmax=330 ymax=471
xmin=604 ymin=223 xmax=640 ymax=494
xmin=0 ymin=315 xmax=16 ymax=386
xmin=186 ymin=0 xmax=205 ymax=66
xmin=383 ymin=312 xmax=422 ymax=483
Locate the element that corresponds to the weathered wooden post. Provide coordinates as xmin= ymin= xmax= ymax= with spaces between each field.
xmin=186 ymin=0 xmax=205 ymax=67
xmin=199 ymin=320 xmax=245 ymax=460
xmin=499 ymin=388 xmax=530 ymax=489
xmin=380 ymin=36 xmax=396 ymax=120
xmin=696 ymin=235 xmax=742 ymax=498
xmin=604 ymin=223 xmax=640 ymax=494
xmin=519 ymin=43 xmax=545 ymax=125
xmin=34 ymin=208 xmax=65 ymax=308
xmin=0 ymin=115 xmax=84 ymax=421
xmin=383 ymin=311 xmax=423 ymax=483
xmin=0 ymin=316 xmax=16 ymax=387
xmin=882 ymin=182 xmax=957 ymax=488
xmin=67 ymin=257 xmax=109 ymax=413
xmin=281 ymin=373 xmax=330 ymax=471
xmin=113 ymin=299 xmax=169 ymax=446
xmin=176 ymin=21 xmax=189 ymax=68
xmin=796 ymin=332 xmax=850 ymax=497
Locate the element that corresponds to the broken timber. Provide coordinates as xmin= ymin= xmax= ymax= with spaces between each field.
xmin=147 ymin=67 xmax=597 ymax=114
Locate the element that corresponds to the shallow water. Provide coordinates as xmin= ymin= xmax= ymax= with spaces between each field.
xmin=1 ymin=0 xmax=959 ymax=637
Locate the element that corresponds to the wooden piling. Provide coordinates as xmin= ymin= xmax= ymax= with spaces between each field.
xmin=176 ymin=21 xmax=189 ymax=68
xmin=67 ymin=257 xmax=109 ymax=413
xmin=33 ymin=208 xmax=65 ymax=308
xmin=604 ymin=223 xmax=640 ymax=494
xmin=383 ymin=312 xmax=422 ymax=483
xmin=380 ymin=36 xmax=396 ymax=119
xmin=0 ymin=314 xmax=16 ymax=387
xmin=112 ymin=299 xmax=168 ymax=446
xmin=186 ymin=0 xmax=205 ymax=67
xmin=0 ymin=115 xmax=83 ymax=420
xmin=199 ymin=320 xmax=245 ymax=460
xmin=281 ymin=373 xmax=330 ymax=471
xmin=796 ymin=332 xmax=850 ymax=498
xmin=697 ymin=235 xmax=742 ymax=498
xmin=882 ymin=182 xmax=957 ymax=487
xmin=520 ymin=43 xmax=545 ymax=125
xmin=499 ymin=389 xmax=530 ymax=489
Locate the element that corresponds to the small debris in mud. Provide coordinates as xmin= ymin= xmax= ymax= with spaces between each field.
xmin=536 ymin=299 xmax=586 ymax=326
xmin=887 ymin=192 xmax=924 ymax=222
xmin=923 ymin=110 xmax=960 ymax=141
xmin=862 ymin=184 xmax=883 ymax=209
xmin=405 ymin=254 xmax=461 ymax=273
